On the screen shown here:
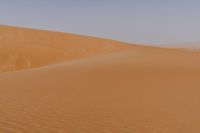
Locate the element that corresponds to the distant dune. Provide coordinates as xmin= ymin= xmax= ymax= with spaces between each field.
xmin=165 ymin=42 xmax=200 ymax=50
xmin=0 ymin=25 xmax=132 ymax=72
xmin=1 ymin=25 xmax=200 ymax=132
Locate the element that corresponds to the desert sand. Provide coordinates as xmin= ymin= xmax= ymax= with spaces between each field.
xmin=1 ymin=25 xmax=200 ymax=132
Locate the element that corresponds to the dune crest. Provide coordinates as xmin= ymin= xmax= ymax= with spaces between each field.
xmin=0 ymin=25 xmax=133 ymax=72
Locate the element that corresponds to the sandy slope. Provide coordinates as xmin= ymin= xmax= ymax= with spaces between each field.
xmin=1 ymin=26 xmax=200 ymax=132
xmin=0 ymin=25 xmax=132 ymax=72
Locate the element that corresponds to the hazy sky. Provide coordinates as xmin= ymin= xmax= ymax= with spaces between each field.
xmin=1 ymin=0 xmax=200 ymax=45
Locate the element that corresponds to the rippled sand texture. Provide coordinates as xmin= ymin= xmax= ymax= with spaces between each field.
xmin=1 ymin=25 xmax=200 ymax=133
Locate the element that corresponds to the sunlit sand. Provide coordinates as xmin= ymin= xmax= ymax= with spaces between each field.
xmin=0 ymin=25 xmax=200 ymax=132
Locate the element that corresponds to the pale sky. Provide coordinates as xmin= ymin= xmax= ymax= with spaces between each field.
xmin=1 ymin=0 xmax=200 ymax=46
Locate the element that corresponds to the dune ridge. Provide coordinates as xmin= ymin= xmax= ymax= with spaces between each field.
xmin=0 ymin=25 xmax=133 ymax=72
xmin=1 ymin=25 xmax=200 ymax=132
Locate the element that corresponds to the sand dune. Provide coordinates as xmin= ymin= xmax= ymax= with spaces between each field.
xmin=165 ymin=42 xmax=200 ymax=49
xmin=0 ymin=25 xmax=132 ymax=72
xmin=1 ymin=25 xmax=200 ymax=132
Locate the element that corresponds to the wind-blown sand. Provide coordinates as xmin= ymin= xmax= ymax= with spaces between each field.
xmin=1 ymin=25 xmax=200 ymax=132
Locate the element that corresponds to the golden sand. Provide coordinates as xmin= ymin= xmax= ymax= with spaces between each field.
xmin=0 ymin=25 xmax=200 ymax=132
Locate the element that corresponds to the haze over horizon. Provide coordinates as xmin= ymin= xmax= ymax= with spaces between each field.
xmin=1 ymin=0 xmax=200 ymax=46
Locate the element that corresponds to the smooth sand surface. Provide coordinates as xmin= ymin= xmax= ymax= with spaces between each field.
xmin=0 ymin=25 xmax=132 ymax=72
xmin=1 ymin=25 xmax=200 ymax=132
